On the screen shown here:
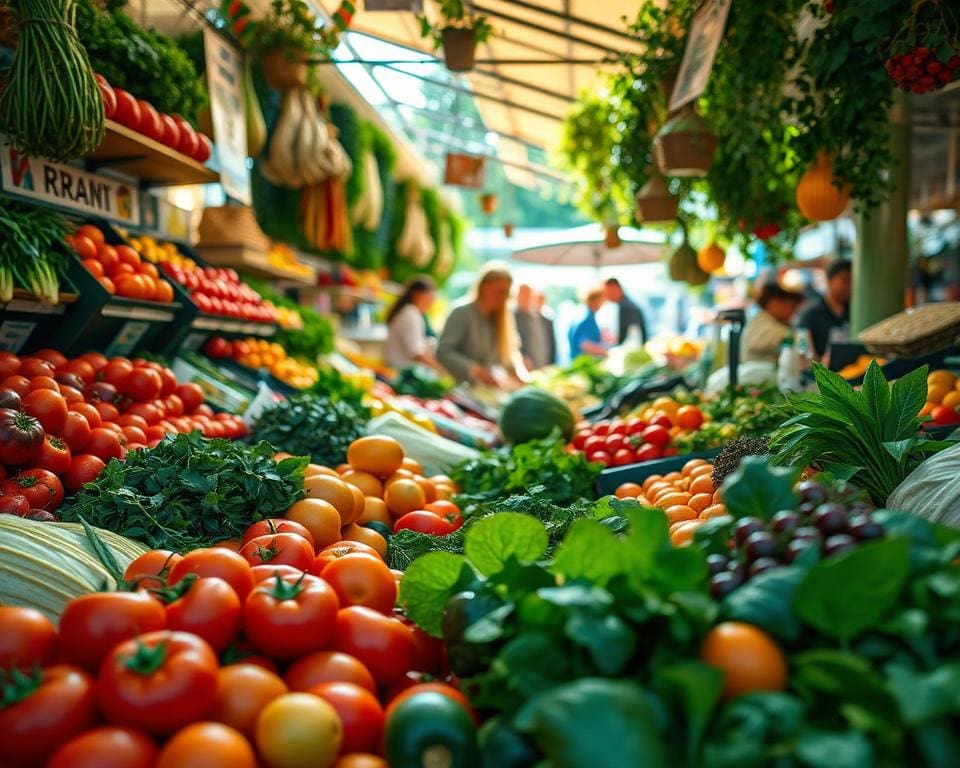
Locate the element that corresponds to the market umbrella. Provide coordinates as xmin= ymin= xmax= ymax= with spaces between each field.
xmin=511 ymin=225 xmax=667 ymax=270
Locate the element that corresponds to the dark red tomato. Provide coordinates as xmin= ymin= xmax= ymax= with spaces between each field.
xmin=31 ymin=348 xmax=67 ymax=368
xmin=0 ymin=494 xmax=29 ymax=516
xmin=46 ymin=725 xmax=159 ymax=768
xmin=122 ymin=425 xmax=147 ymax=445
xmin=162 ymin=394 xmax=184 ymax=417
xmin=70 ymin=402 xmax=101 ymax=428
xmin=309 ymin=681 xmax=384 ymax=755
xmin=85 ymin=380 xmax=119 ymax=404
xmin=77 ymin=352 xmax=108 ymax=372
xmin=95 ymin=401 xmax=120 ymax=423
xmin=86 ymin=427 xmax=123 ymax=462
xmin=242 ymin=518 xmax=315 ymax=551
xmin=60 ymin=591 xmax=167 ymax=671
xmin=0 ymin=605 xmax=58 ymax=671
xmin=27 ymin=375 xmax=60 ymax=392
xmin=175 ymin=383 xmax=204 ymax=413
xmin=169 ymin=548 xmax=256 ymax=602
xmin=157 ymin=367 xmax=177 ymax=397
xmin=54 ymin=370 xmax=85 ymax=391
xmin=164 ymin=576 xmax=241 ymax=653
xmin=27 ymin=435 xmax=71 ymax=474
xmin=97 ymin=631 xmax=219 ymax=735
xmin=63 ymin=454 xmax=107 ymax=493
xmin=0 ymin=387 xmax=21 ymax=410
xmin=587 ymin=450 xmax=612 ymax=467
xmin=63 ymin=359 xmax=96 ymax=385
xmin=117 ymin=413 xmax=149 ymax=430
xmin=0 ymin=469 xmax=63 ymax=510
xmin=22 ymin=388 xmax=68 ymax=434
xmin=19 ymin=357 xmax=55 ymax=379
xmin=408 ymin=624 xmax=444 ymax=675
xmin=124 ymin=549 xmax=183 ymax=590
xmin=0 ymin=351 xmax=21 ymax=377
xmin=100 ymin=360 xmax=134 ymax=388
xmin=61 ymin=411 xmax=92 ymax=452
xmin=122 ymin=368 xmax=162 ymax=403
xmin=0 ymin=408 xmax=44 ymax=465
xmin=59 ymin=385 xmax=85 ymax=405
xmin=333 ymin=607 xmax=416 ymax=687
xmin=608 ymin=420 xmax=627 ymax=436
xmin=1 ymin=374 xmax=30 ymax=396
xmin=239 ymin=533 xmax=315 ymax=571
xmin=243 ymin=573 xmax=340 ymax=660
xmin=572 ymin=428 xmax=592 ymax=450
xmin=393 ymin=511 xmax=456 ymax=536
xmin=145 ymin=425 xmax=166 ymax=442
xmin=125 ymin=402 xmax=162 ymax=425
xmin=649 ymin=414 xmax=673 ymax=430
xmin=0 ymin=664 xmax=97 ymax=766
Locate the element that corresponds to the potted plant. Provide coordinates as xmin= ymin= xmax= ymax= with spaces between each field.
xmin=254 ymin=0 xmax=338 ymax=89
xmin=653 ymin=104 xmax=717 ymax=177
xmin=479 ymin=192 xmax=498 ymax=215
xmin=419 ymin=1 xmax=493 ymax=72
xmin=634 ymin=171 xmax=679 ymax=223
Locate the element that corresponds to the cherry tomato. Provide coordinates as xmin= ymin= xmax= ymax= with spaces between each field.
xmin=97 ymin=631 xmax=219 ymax=735
xmin=604 ymin=433 xmax=626 ymax=453
xmin=4 ymin=468 xmax=63 ymax=510
xmin=168 ymin=547 xmax=255 ymax=602
xmin=86 ymin=426 xmax=123 ymax=462
xmin=333 ymin=607 xmax=416 ymax=686
xmin=60 ymin=590 xmax=167 ymax=670
xmin=310 ymin=681 xmax=384 ymax=755
xmin=284 ymin=650 xmax=377 ymax=694
xmin=64 ymin=454 xmax=107 ymax=493
xmin=124 ymin=549 xmax=182 ymax=590
xmin=641 ymin=424 xmax=670 ymax=448
xmin=163 ymin=575 xmax=241 ymax=653
xmin=592 ymin=420 xmax=610 ymax=436
xmin=46 ymin=726 xmax=159 ymax=768
xmin=26 ymin=434 xmax=71 ymax=474
xmin=321 ymin=553 xmax=397 ymax=614
xmin=210 ymin=663 xmax=288 ymax=738
xmin=613 ymin=448 xmax=635 ymax=466
xmin=0 ymin=664 xmax=97 ymax=765
xmin=634 ymin=443 xmax=662 ymax=462
xmin=0 ymin=605 xmax=58 ymax=671
xmin=239 ymin=532 xmax=315 ymax=571
xmin=242 ymin=518 xmax=315 ymax=551
xmin=243 ymin=572 xmax=340 ymax=659
xmin=394 ymin=510 xmax=457 ymax=536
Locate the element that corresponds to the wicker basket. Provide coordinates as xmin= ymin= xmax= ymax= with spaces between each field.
xmin=197 ymin=205 xmax=271 ymax=254
xmin=858 ymin=303 xmax=960 ymax=357
xmin=635 ymin=175 xmax=678 ymax=223
xmin=442 ymin=27 xmax=477 ymax=72
xmin=260 ymin=47 xmax=309 ymax=90
xmin=653 ymin=106 xmax=717 ymax=177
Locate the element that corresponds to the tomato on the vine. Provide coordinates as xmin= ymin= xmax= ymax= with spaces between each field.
xmin=162 ymin=575 xmax=241 ymax=652
xmin=27 ymin=434 xmax=71 ymax=474
xmin=0 ymin=605 xmax=58 ymax=671
xmin=333 ymin=606 xmax=416 ymax=686
xmin=97 ymin=631 xmax=220 ymax=734
xmin=239 ymin=532 xmax=315 ymax=571
xmin=46 ymin=726 xmax=159 ymax=768
xmin=168 ymin=547 xmax=255 ymax=602
xmin=64 ymin=454 xmax=107 ymax=493
xmin=4 ymin=468 xmax=63 ymax=510
xmin=243 ymin=573 xmax=340 ymax=659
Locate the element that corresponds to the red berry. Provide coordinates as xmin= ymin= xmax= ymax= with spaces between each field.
xmin=902 ymin=54 xmax=914 ymax=66
xmin=927 ymin=61 xmax=943 ymax=74
xmin=908 ymin=66 xmax=921 ymax=79
xmin=938 ymin=68 xmax=953 ymax=83
xmin=892 ymin=65 xmax=905 ymax=78
xmin=948 ymin=55 xmax=960 ymax=70
xmin=824 ymin=0 xmax=834 ymax=12
xmin=916 ymin=46 xmax=929 ymax=60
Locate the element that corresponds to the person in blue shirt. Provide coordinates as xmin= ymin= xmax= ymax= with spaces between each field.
xmin=568 ymin=287 xmax=609 ymax=359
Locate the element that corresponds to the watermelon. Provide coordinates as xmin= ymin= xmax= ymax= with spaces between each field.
xmin=499 ymin=388 xmax=575 ymax=444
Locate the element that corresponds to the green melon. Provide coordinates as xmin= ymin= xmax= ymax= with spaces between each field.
xmin=499 ymin=387 xmax=575 ymax=444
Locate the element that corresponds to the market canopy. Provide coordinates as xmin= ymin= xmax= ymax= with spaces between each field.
xmin=512 ymin=224 xmax=667 ymax=268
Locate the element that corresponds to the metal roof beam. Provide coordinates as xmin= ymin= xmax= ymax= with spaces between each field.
xmin=414 ymin=129 xmax=567 ymax=182
xmin=486 ymin=0 xmax=640 ymax=45
xmin=394 ymin=103 xmax=548 ymax=152
xmin=473 ymin=3 xmax=623 ymax=55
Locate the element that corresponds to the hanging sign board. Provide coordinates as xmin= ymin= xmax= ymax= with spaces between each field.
xmin=444 ymin=153 xmax=485 ymax=188
xmin=0 ymin=142 xmax=140 ymax=225
xmin=203 ymin=27 xmax=251 ymax=205
xmin=668 ymin=0 xmax=733 ymax=113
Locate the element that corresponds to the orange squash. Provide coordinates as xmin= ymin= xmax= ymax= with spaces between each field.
xmin=697 ymin=242 xmax=725 ymax=273
xmin=796 ymin=151 xmax=851 ymax=221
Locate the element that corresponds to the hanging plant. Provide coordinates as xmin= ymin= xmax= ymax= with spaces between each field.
xmin=634 ymin=172 xmax=679 ymax=223
xmin=653 ymin=105 xmax=717 ymax=177
xmin=884 ymin=0 xmax=960 ymax=94
xmin=479 ymin=192 xmax=498 ymax=215
xmin=418 ymin=0 xmax=493 ymax=73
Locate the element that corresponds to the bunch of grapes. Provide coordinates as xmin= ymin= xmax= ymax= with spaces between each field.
xmin=885 ymin=47 xmax=960 ymax=94
xmin=708 ymin=478 xmax=885 ymax=598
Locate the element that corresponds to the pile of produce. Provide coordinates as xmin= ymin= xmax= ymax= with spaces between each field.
xmin=159 ymin=262 xmax=279 ymax=323
xmin=920 ymin=368 xmax=960 ymax=426
xmin=391 ymin=366 xmax=455 ymax=400
xmin=570 ymin=406 xmax=700 ymax=467
xmin=204 ymin=336 xmax=319 ymax=389
xmin=0 ymin=200 xmax=70 ymax=305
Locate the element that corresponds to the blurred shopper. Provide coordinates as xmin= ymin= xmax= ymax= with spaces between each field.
xmin=742 ymin=281 xmax=805 ymax=364
xmin=534 ymin=289 xmax=557 ymax=367
xmin=437 ymin=263 xmax=523 ymax=387
xmin=604 ymin=277 xmax=648 ymax=345
xmin=385 ymin=275 xmax=441 ymax=370
xmin=515 ymin=283 xmax=551 ymax=370
xmin=798 ymin=259 xmax=852 ymax=359
xmin=568 ymin=287 xmax=609 ymax=359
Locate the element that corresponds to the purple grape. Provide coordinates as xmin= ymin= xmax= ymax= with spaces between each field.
xmin=812 ymin=503 xmax=847 ymax=535
xmin=734 ymin=517 xmax=764 ymax=546
xmin=706 ymin=554 xmax=730 ymax=575
xmin=784 ymin=538 xmax=818 ymax=563
xmin=771 ymin=510 xmax=800 ymax=535
xmin=727 ymin=560 xmax=747 ymax=581
xmin=710 ymin=570 xmax=744 ymax=598
xmin=848 ymin=514 xmax=884 ymax=541
xmin=848 ymin=501 xmax=873 ymax=516
xmin=823 ymin=533 xmax=857 ymax=557
xmin=749 ymin=557 xmax=781 ymax=577
xmin=798 ymin=502 xmax=817 ymax=516
xmin=793 ymin=525 xmax=822 ymax=543
xmin=796 ymin=479 xmax=828 ymax=505
xmin=744 ymin=531 xmax=777 ymax=561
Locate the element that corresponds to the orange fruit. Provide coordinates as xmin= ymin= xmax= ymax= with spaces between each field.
xmin=942 ymin=391 xmax=960 ymax=410
xmin=642 ymin=474 xmax=663 ymax=494
xmin=928 ymin=370 xmax=957 ymax=389
xmin=336 ymin=464 xmax=351 ymax=475
xmin=927 ymin=382 xmax=951 ymax=405
xmin=712 ymin=488 xmax=723 ymax=504
xmin=340 ymin=523 xmax=387 ymax=559
xmin=340 ymin=470 xmax=383 ymax=499
xmin=285 ymin=499 xmax=342 ymax=550
xmin=689 ymin=464 xmax=714 ymax=480
xmin=306 ymin=464 xmax=338 ymax=478
xmin=663 ymin=471 xmax=683 ymax=484
xmin=615 ymin=482 xmax=643 ymax=499
xmin=657 ymin=491 xmax=692 ymax=509
xmin=304 ymin=475 xmax=356 ymax=521
xmin=343 ymin=484 xmax=365 ymax=526
xmin=669 ymin=520 xmax=702 ymax=546
xmin=384 ymin=469 xmax=414 ymax=487
xmin=412 ymin=475 xmax=437 ymax=504
xmin=682 ymin=459 xmax=708 ymax=476
xmin=919 ymin=402 xmax=935 ymax=417
xmin=347 ymin=436 xmax=404 ymax=477
xmin=636 ymin=495 xmax=652 ymax=507
xmin=689 ymin=474 xmax=715 ymax=496
xmin=700 ymin=622 xmax=787 ymax=698
xmin=384 ymin=478 xmax=426 ymax=517
xmin=358 ymin=497 xmax=391 ymax=526
xmin=688 ymin=493 xmax=713 ymax=513
xmin=665 ymin=505 xmax=697 ymax=524
xmin=700 ymin=503 xmax=728 ymax=520
xmin=402 ymin=457 xmax=424 ymax=475
xmin=677 ymin=406 xmax=704 ymax=430
xmin=646 ymin=481 xmax=673 ymax=500
xmin=652 ymin=397 xmax=679 ymax=415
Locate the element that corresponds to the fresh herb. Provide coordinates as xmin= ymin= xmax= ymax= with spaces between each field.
xmin=306 ymin=368 xmax=367 ymax=409
xmin=243 ymin=277 xmax=335 ymax=361
xmin=770 ymin=361 xmax=951 ymax=505
xmin=63 ymin=432 xmax=307 ymax=552
xmin=253 ymin=393 xmax=369 ymax=467
xmin=392 ymin=366 xmax=455 ymax=400
xmin=0 ymin=200 xmax=69 ymax=304
xmin=561 ymin=355 xmax=634 ymax=401
xmin=451 ymin=434 xmax=601 ymax=507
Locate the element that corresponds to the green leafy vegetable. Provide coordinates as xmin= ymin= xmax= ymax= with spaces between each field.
xmin=721 ymin=456 xmax=799 ymax=521
xmin=63 ymin=432 xmax=307 ymax=551
xmin=392 ymin=366 xmax=455 ymax=399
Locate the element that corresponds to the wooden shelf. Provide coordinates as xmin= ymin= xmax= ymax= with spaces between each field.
xmin=2 ymin=290 xmax=78 ymax=316
xmin=190 ymin=314 xmax=277 ymax=337
xmin=85 ymin=120 xmax=219 ymax=187
xmin=197 ymin=245 xmax=316 ymax=285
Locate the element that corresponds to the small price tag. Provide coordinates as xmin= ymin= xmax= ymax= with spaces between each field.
xmin=0 ymin=320 xmax=36 ymax=352
xmin=105 ymin=320 xmax=150 ymax=357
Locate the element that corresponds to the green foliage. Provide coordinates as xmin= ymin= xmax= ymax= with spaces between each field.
xmin=253 ymin=393 xmax=369 ymax=466
xmin=352 ymin=126 xmax=397 ymax=270
xmin=75 ymin=0 xmax=208 ymax=125
xmin=251 ymin=0 xmax=339 ymax=57
xmin=243 ymin=277 xmax=334 ymax=360
xmin=392 ymin=366 xmax=454 ymax=399
xmin=63 ymin=433 xmax=307 ymax=551
xmin=418 ymin=0 xmax=493 ymax=49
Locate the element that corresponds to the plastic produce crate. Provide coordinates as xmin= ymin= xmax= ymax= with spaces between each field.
xmin=597 ymin=448 xmax=722 ymax=496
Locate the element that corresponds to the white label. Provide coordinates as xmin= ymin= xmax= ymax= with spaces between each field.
xmin=0 ymin=321 xmax=36 ymax=352
xmin=204 ymin=28 xmax=251 ymax=205
xmin=105 ymin=320 xmax=150 ymax=357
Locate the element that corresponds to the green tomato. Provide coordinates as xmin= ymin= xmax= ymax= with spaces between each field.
xmin=385 ymin=692 xmax=479 ymax=768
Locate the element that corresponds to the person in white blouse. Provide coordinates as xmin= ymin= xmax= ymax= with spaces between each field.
xmin=385 ymin=275 xmax=442 ymax=371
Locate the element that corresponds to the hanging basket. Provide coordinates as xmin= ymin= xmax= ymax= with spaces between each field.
xmin=503 ymin=223 xmax=515 ymax=238
xmin=604 ymin=225 xmax=621 ymax=249
xmin=260 ymin=47 xmax=309 ymax=90
xmin=653 ymin=105 xmax=717 ymax=177
xmin=480 ymin=193 xmax=498 ymax=215
xmin=442 ymin=27 xmax=478 ymax=72
xmin=635 ymin=174 xmax=679 ymax=223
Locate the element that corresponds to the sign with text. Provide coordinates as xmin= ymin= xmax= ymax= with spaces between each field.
xmin=669 ymin=0 xmax=733 ymax=112
xmin=204 ymin=28 xmax=251 ymax=205
xmin=0 ymin=142 xmax=140 ymax=225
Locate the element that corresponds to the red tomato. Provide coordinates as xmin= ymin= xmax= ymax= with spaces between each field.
xmin=242 ymin=518 xmax=315 ymax=551
xmin=124 ymin=549 xmax=182 ymax=590
xmin=112 ymin=88 xmax=142 ymax=128
xmin=423 ymin=500 xmax=464 ymax=530
xmin=0 ymin=351 xmax=21 ymax=377
xmin=77 ymin=351 xmax=108 ymax=371
xmin=0 ymin=494 xmax=29 ymax=516
xmin=250 ymin=564 xmax=305 ymax=584
xmin=4 ymin=468 xmax=63 ymax=510
xmin=125 ymin=401 xmax=162 ymax=425
xmin=320 ymin=553 xmax=397 ymax=614
xmin=70 ymin=402 xmax=102 ymax=428
xmin=145 ymin=425 xmax=167 ymax=442
xmin=115 ymin=245 xmax=141 ymax=267
xmin=311 ymin=542 xmax=383 ymax=574
xmin=239 ymin=532 xmax=315 ymax=571
xmin=613 ymin=448 xmax=635 ymax=466
xmin=310 ymin=681 xmax=384 ymax=755
xmin=117 ymin=413 xmax=149 ymax=429
xmin=22 ymin=388 xmax=68 ymax=433
xmin=60 ymin=384 xmax=85 ymax=405
xmin=122 ymin=425 xmax=147 ymax=445
xmin=572 ymin=428 xmax=591 ymax=449
xmin=284 ymin=651 xmax=376 ymax=694
xmin=932 ymin=405 xmax=960 ymax=426
xmin=162 ymin=393 xmax=185 ymax=417
xmin=95 ymin=401 xmax=121 ymax=423
xmin=634 ymin=443 xmax=662 ymax=462
xmin=627 ymin=417 xmax=649 ymax=435
xmin=20 ymin=357 xmax=55 ymax=378
xmin=26 ymin=434 xmax=71 ymax=474
xmin=592 ymin=420 xmax=610 ymax=436
xmin=393 ymin=511 xmax=457 ymax=536
xmin=86 ymin=426 xmax=123 ymax=462
xmin=0 ymin=408 xmax=44 ymax=465
xmin=0 ymin=664 xmax=97 ymax=765
xmin=157 ymin=367 xmax=178 ymax=397
xmin=63 ymin=358 xmax=96 ymax=384
xmin=96 ymin=631 xmax=219 ymax=735
xmin=642 ymin=424 xmax=671 ymax=448
xmin=587 ymin=450 xmax=612 ymax=466
xmin=64 ymin=454 xmax=107 ymax=492
xmin=0 ymin=605 xmax=58 ymax=671
xmin=164 ymin=576 xmax=242 ymax=653
xmin=242 ymin=572 xmax=340 ymax=659
xmin=195 ymin=403 xmax=215 ymax=417
xmin=582 ymin=435 xmax=605 ymax=455
xmin=27 ymin=374 xmax=59 ymax=392
xmin=649 ymin=413 xmax=673 ymax=430
xmin=604 ymin=433 xmax=626 ymax=454
xmin=169 ymin=548 xmax=255 ymax=602
xmin=46 ymin=726 xmax=159 ymax=768
xmin=176 ymin=382 xmax=204 ymax=413
xmin=122 ymin=368 xmax=163 ymax=403
xmin=59 ymin=590 xmax=167 ymax=670
xmin=100 ymin=359 xmax=134 ymax=388
xmin=333 ymin=607 xmax=416 ymax=686
xmin=608 ymin=420 xmax=627 ymax=436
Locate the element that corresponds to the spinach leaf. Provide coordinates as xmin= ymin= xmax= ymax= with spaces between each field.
xmin=722 ymin=565 xmax=808 ymax=640
xmin=795 ymin=728 xmax=874 ymax=768
xmin=397 ymin=551 xmax=475 ymax=637
xmin=721 ymin=457 xmax=798 ymax=522
xmin=465 ymin=513 xmax=549 ymax=576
